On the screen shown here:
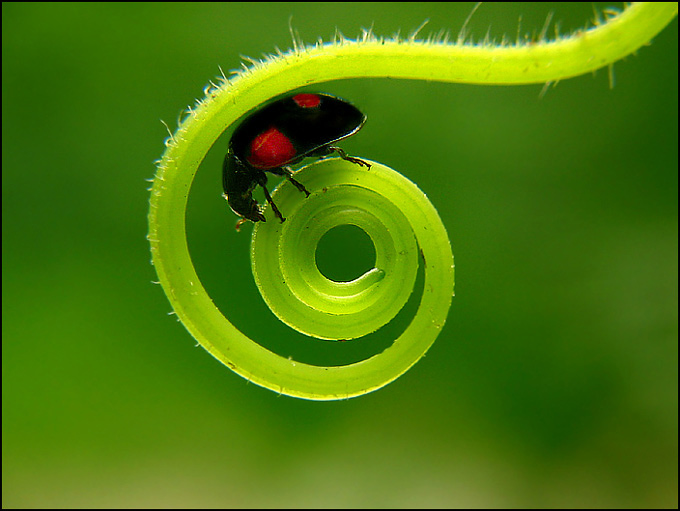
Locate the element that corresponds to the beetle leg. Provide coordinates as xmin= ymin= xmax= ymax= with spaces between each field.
xmin=281 ymin=166 xmax=311 ymax=197
xmin=326 ymin=146 xmax=371 ymax=169
xmin=260 ymin=183 xmax=285 ymax=223
xmin=269 ymin=166 xmax=311 ymax=197
xmin=234 ymin=217 xmax=248 ymax=231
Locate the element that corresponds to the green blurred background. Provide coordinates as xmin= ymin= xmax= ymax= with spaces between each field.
xmin=2 ymin=2 xmax=677 ymax=508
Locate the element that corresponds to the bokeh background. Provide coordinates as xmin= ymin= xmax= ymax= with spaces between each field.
xmin=3 ymin=2 xmax=677 ymax=508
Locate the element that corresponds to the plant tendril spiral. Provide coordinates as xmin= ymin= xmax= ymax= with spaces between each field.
xmin=247 ymin=158 xmax=454 ymax=398
xmin=148 ymin=3 xmax=677 ymax=400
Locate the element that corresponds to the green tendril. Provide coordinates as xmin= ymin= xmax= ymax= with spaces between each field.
xmin=252 ymin=158 xmax=450 ymax=342
xmin=148 ymin=3 xmax=677 ymax=400
xmin=246 ymin=158 xmax=453 ymax=398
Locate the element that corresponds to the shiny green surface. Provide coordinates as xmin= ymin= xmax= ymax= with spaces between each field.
xmin=249 ymin=159 xmax=453 ymax=397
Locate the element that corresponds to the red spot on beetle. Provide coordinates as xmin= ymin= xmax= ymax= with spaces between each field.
xmin=293 ymin=93 xmax=321 ymax=108
xmin=247 ymin=126 xmax=297 ymax=169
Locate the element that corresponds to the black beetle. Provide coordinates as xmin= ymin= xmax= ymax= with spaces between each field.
xmin=222 ymin=93 xmax=370 ymax=229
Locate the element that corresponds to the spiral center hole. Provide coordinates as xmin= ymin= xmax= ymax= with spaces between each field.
xmin=315 ymin=225 xmax=376 ymax=282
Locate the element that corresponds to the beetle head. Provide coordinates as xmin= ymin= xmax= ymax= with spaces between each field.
xmin=225 ymin=193 xmax=266 ymax=223
xmin=223 ymin=151 xmax=267 ymax=224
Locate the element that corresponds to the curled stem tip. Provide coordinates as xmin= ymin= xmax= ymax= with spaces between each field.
xmin=148 ymin=3 xmax=676 ymax=399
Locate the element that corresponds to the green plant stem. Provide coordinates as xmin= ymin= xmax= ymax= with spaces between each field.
xmin=148 ymin=3 xmax=677 ymax=400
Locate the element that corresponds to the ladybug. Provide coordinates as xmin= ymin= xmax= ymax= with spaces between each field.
xmin=222 ymin=92 xmax=370 ymax=229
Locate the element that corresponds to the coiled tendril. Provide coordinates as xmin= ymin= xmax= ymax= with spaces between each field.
xmin=252 ymin=158 xmax=452 ymax=340
xmin=239 ymin=158 xmax=454 ymax=398
xmin=148 ymin=3 xmax=677 ymax=400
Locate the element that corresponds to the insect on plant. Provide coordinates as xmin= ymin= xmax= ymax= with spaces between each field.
xmin=222 ymin=92 xmax=370 ymax=229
